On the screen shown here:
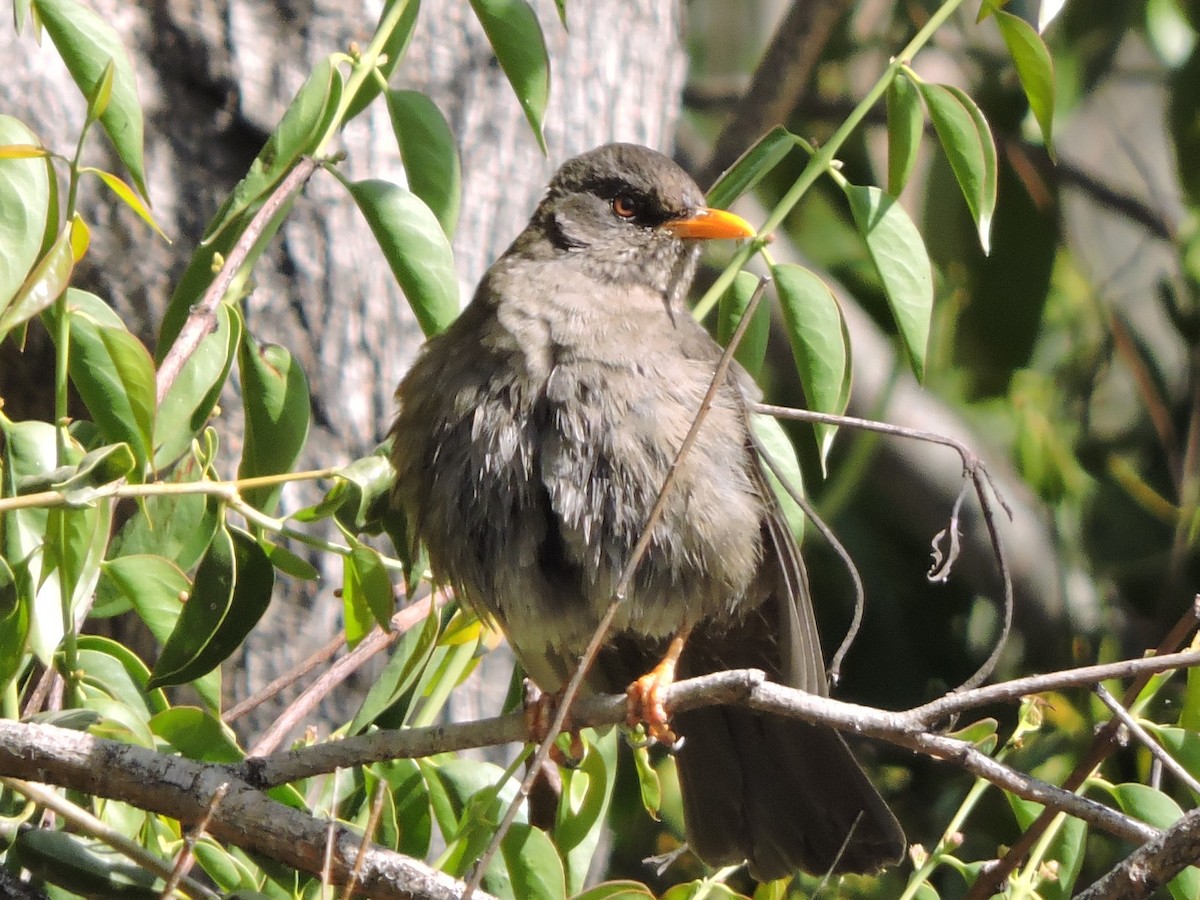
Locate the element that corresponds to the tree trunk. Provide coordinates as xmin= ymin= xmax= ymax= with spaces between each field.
xmin=0 ymin=0 xmax=687 ymax=734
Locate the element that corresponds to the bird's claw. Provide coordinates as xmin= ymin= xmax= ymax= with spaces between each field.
xmin=522 ymin=682 xmax=584 ymax=766
xmin=626 ymin=669 xmax=681 ymax=749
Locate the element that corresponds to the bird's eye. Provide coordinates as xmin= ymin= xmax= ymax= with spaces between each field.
xmin=612 ymin=194 xmax=640 ymax=219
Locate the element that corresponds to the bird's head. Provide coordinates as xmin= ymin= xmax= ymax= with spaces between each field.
xmin=531 ymin=143 xmax=755 ymax=304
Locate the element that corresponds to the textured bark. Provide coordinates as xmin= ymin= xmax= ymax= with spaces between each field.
xmin=0 ymin=0 xmax=687 ymax=733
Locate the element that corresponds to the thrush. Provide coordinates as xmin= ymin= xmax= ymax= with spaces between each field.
xmin=391 ymin=142 xmax=905 ymax=879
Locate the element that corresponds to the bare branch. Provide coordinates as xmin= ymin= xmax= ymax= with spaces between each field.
xmin=1075 ymin=808 xmax=1200 ymax=900
xmin=0 ymin=724 xmax=487 ymax=900
xmin=155 ymin=157 xmax=320 ymax=405
xmin=1095 ymin=685 xmax=1200 ymax=796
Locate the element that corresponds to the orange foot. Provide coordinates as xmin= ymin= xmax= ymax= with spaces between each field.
xmin=626 ymin=630 xmax=690 ymax=749
xmin=523 ymin=682 xmax=585 ymax=766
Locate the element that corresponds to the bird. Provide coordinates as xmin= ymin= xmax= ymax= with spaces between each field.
xmin=390 ymin=142 xmax=905 ymax=880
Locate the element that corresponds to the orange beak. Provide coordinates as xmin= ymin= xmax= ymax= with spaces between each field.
xmin=661 ymin=207 xmax=756 ymax=241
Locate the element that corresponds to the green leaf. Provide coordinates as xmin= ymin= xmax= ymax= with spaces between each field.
xmin=716 ymin=271 xmax=769 ymax=378
xmin=629 ymin=741 xmax=661 ymax=821
xmin=705 ymin=125 xmax=796 ymax=209
xmin=556 ymin=731 xmax=618 ymax=895
xmin=0 ymin=116 xmax=51 ymax=313
xmin=16 ymin=829 xmax=160 ymax=898
xmin=38 ymin=495 xmax=111 ymax=663
xmin=571 ymin=883 xmax=655 ymax=900
xmin=148 ymin=524 xmax=274 ymax=690
xmin=85 ymin=57 xmax=115 ymax=122
xmin=371 ymin=757 xmax=433 ymax=859
xmin=348 ymin=178 xmax=460 ymax=336
xmin=497 ymin=824 xmax=566 ymax=900
xmin=0 ymin=556 xmax=30 ymax=696
xmin=349 ymin=605 xmax=439 ymax=734
xmin=1111 ymin=781 xmax=1183 ymax=828
xmin=919 ymin=82 xmax=997 ymax=253
xmin=258 ymin=539 xmax=320 ymax=581
xmin=106 ymin=458 xmax=220 ymax=573
xmin=151 ymin=707 xmax=243 ymax=762
xmin=1183 ymin=664 xmax=1200 ymax=731
xmin=752 ymin=413 xmax=806 ymax=541
xmin=32 ymin=0 xmax=148 ymax=197
xmin=99 ymin=554 xmax=221 ymax=709
xmin=153 ymin=301 xmax=243 ymax=470
xmin=65 ymin=313 xmax=156 ymax=479
xmin=237 ymin=335 xmax=311 ymax=513
xmin=50 ymin=443 xmax=136 ymax=497
xmin=80 ymin=167 xmax=169 ymax=239
xmin=343 ymin=539 xmax=395 ymax=645
xmin=1110 ymin=782 xmax=1200 ymax=900
xmin=468 ymin=0 xmax=551 ymax=153
xmin=386 ymin=90 xmax=462 ymax=237
xmin=0 ymin=218 xmax=76 ymax=344
xmin=293 ymin=449 xmax=399 ymax=538
xmin=995 ymin=11 xmax=1055 ymax=155
xmin=886 ymin=73 xmax=924 ymax=196
xmin=200 ymin=57 xmax=342 ymax=246
xmin=843 ymin=184 xmax=933 ymax=380
xmin=75 ymin=641 xmax=155 ymax=719
xmin=770 ymin=263 xmax=850 ymax=468
xmin=344 ymin=0 xmax=423 ymax=121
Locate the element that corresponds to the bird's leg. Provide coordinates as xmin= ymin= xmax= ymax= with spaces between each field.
xmin=523 ymin=681 xmax=585 ymax=765
xmin=627 ymin=627 xmax=692 ymax=748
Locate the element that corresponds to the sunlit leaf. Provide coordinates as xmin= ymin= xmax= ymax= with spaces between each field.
xmin=716 ymin=271 xmax=769 ymax=378
xmin=64 ymin=313 xmax=156 ymax=478
xmin=0 ymin=221 xmax=75 ymax=344
xmin=843 ymin=184 xmax=932 ymax=380
xmin=343 ymin=538 xmax=395 ymax=645
xmin=886 ymin=73 xmax=924 ymax=196
xmin=237 ymin=335 xmax=311 ymax=513
xmin=33 ymin=0 xmax=147 ymax=196
xmin=996 ymin=11 xmax=1055 ymax=155
xmin=919 ymin=82 xmax=997 ymax=253
xmin=80 ymin=167 xmax=169 ymax=239
xmin=85 ymin=57 xmax=115 ymax=123
xmin=387 ymin=89 xmax=462 ymax=237
xmin=200 ymin=57 xmax=342 ymax=245
xmin=0 ymin=116 xmax=51 ymax=313
xmin=344 ymin=0 xmax=423 ymax=121
xmin=153 ymin=302 xmax=243 ymax=470
xmin=706 ymin=125 xmax=796 ymax=209
xmin=348 ymin=178 xmax=460 ymax=335
xmin=752 ymin=414 xmax=806 ymax=540
xmin=771 ymin=263 xmax=850 ymax=468
xmin=468 ymin=0 xmax=550 ymax=153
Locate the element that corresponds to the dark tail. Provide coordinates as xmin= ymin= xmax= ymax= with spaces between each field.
xmin=675 ymin=704 xmax=905 ymax=879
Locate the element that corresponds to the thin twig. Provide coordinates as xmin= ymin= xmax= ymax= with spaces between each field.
xmin=240 ymin=648 xmax=1200 ymax=789
xmin=752 ymin=432 xmax=866 ymax=685
xmin=1094 ymin=685 xmax=1200 ymax=796
xmin=756 ymin=401 xmax=1015 ymax=690
xmin=459 ymin=276 xmax=770 ymax=899
xmin=155 ymin=156 xmax=319 ymax=404
xmin=224 ymin=629 xmax=348 ymax=724
xmin=247 ymin=593 xmax=443 ymax=757
xmin=160 ymin=782 xmax=228 ymax=899
xmin=964 ymin=597 xmax=1200 ymax=899
xmin=341 ymin=779 xmax=388 ymax=900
